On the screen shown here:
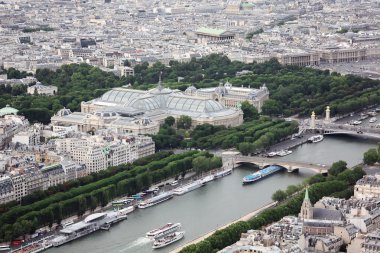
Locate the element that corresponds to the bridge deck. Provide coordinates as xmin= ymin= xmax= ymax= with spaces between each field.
xmin=232 ymin=156 xmax=329 ymax=174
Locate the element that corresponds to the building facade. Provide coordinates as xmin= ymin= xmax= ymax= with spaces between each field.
xmin=184 ymin=82 xmax=269 ymax=112
xmin=195 ymin=27 xmax=235 ymax=44
xmin=52 ymin=79 xmax=244 ymax=134
xmin=12 ymin=127 xmax=40 ymax=146
xmin=55 ymin=134 xmax=154 ymax=174
xmin=355 ymin=175 xmax=380 ymax=200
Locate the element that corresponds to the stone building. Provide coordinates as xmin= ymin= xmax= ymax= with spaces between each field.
xmin=0 ymin=176 xmax=14 ymax=204
xmin=195 ymin=27 xmax=235 ymax=44
xmin=27 ymin=82 xmax=57 ymax=96
xmin=51 ymin=108 xmax=160 ymax=135
xmin=41 ymin=163 xmax=66 ymax=188
xmin=347 ymin=229 xmax=380 ymax=253
xmin=184 ymin=81 xmax=269 ymax=112
xmin=12 ymin=127 xmax=40 ymax=146
xmin=355 ymin=175 xmax=380 ymax=200
xmin=300 ymin=189 xmax=344 ymax=235
xmin=53 ymin=78 xmax=244 ymax=133
xmin=55 ymin=134 xmax=154 ymax=174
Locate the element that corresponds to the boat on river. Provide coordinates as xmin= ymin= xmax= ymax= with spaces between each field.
xmin=173 ymin=180 xmax=205 ymax=196
xmin=277 ymin=150 xmax=292 ymax=157
xmin=214 ymin=168 xmax=232 ymax=179
xmin=201 ymin=175 xmax=215 ymax=183
xmin=0 ymin=246 xmax=10 ymax=252
xmin=152 ymin=231 xmax=185 ymax=249
xmin=138 ymin=192 xmax=173 ymax=209
xmin=369 ymin=117 xmax=377 ymax=123
xmin=307 ymin=135 xmax=324 ymax=143
xmin=146 ymin=222 xmax=181 ymax=239
xmin=243 ymin=165 xmax=283 ymax=185
xmin=267 ymin=152 xmax=278 ymax=157
xmin=51 ymin=211 xmax=127 ymax=247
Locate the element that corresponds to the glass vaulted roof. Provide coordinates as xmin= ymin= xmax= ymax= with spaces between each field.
xmin=100 ymin=89 xmax=142 ymax=104
xmin=129 ymin=97 xmax=161 ymax=111
xmin=166 ymin=96 xmax=224 ymax=113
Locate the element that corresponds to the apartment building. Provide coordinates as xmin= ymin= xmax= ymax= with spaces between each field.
xmin=55 ymin=135 xmax=154 ymax=173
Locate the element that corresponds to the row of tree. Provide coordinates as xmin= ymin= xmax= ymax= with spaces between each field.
xmin=188 ymin=117 xmax=298 ymax=151
xmin=180 ymin=163 xmax=366 ymax=253
xmin=17 ymin=151 xmax=173 ymax=207
xmin=0 ymin=151 xmax=220 ymax=241
xmin=151 ymin=117 xmax=297 ymax=152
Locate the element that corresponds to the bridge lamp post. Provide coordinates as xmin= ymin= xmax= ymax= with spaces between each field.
xmin=324 ymin=106 xmax=331 ymax=123
xmin=310 ymin=111 xmax=316 ymax=130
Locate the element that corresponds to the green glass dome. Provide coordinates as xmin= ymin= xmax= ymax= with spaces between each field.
xmin=0 ymin=104 xmax=18 ymax=116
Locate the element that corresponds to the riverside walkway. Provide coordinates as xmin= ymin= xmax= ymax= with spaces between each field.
xmin=169 ymin=201 xmax=277 ymax=253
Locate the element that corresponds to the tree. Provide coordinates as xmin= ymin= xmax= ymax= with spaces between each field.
xmin=192 ymin=156 xmax=209 ymax=173
xmin=329 ymin=160 xmax=348 ymax=176
xmin=123 ymin=60 xmax=131 ymax=67
xmin=261 ymin=99 xmax=282 ymax=116
xmin=285 ymin=185 xmax=300 ymax=196
xmin=241 ymin=101 xmax=259 ymax=121
xmin=272 ymin=189 xmax=287 ymax=202
xmin=308 ymin=174 xmax=326 ymax=185
xmin=177 ymin=115 xmax=192 ymax=129
xmin=363 ymin=148 xmax=378 ymax=165
xmin=238 ymin=142 xmax=252 ymax=156
xmin=164 ymin=116 xmax=175 ymax=127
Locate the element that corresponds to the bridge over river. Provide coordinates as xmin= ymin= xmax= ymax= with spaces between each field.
xmin=221 ymin=152 xmax=329 ymax=174
xmin=298 ymin=107 xmax=380 ymax=140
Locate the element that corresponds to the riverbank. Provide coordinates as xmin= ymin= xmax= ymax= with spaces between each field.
xmin=169 ymin=201 xmax=277 ymax=253
xmin=267 ymin=133 xmax=314 ymax=153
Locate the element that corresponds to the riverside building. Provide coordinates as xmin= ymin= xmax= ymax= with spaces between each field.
xmin=55 ymin=134 xmax=154 ymax=173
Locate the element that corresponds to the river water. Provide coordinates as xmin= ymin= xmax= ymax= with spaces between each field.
xmin=46 ymin=135 xmax=376 ymax=253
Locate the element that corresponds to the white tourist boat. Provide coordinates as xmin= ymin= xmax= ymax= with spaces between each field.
xmin=146 ymin=223 xmax=181 ymax=239
xmin=138 ymin=192 xmax=173 ymax=209
xmin=214 ymin=168 xmax=233 ymax=179
xmin=172 ymin=180 xmax=205 ymax=196
xmin=152 ymin=231 xmax=185 ymax=249
xmin=267 ymin=152 xmax=278 ymax=157
xmin=201 ymin=175 xmax=215 ymax=184
xmin=117 ymin=206 xmax=135 ymax=215
xmin=308 ymin=135 xmax=324 ymax=143
xmin=277 ymin=150 xmax=292 ymax=157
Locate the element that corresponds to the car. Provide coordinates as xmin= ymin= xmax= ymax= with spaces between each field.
xmin=170 ymin=180 xmax=178 ymax=186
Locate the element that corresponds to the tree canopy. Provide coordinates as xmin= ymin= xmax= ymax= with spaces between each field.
xmin=363 ymin=148 xmax=379 ymax=165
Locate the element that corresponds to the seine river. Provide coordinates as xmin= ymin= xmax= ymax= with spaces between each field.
xmin=46 ymin=135 xmax=376 ymax=253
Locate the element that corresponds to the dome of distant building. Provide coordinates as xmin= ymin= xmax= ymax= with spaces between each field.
xmin=56 ymin=108 xmax=72 ymax=117
xmin=185 ymin=85 xmax=197 ymax=93
xmin=0 ymin=104 xmax=18 ymax=116
xmin=345 ymin=31 xmax=355 ymax=39
xmin=215 ymin=84 xmax=228 ymax=95
xmin=27 ymin=82 xmax=58 ymax=96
